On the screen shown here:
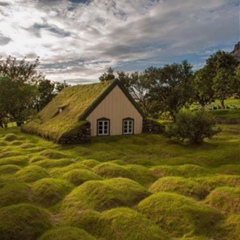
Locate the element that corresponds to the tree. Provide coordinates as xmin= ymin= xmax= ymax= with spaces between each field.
xmin=148 ymin=60 xmax=194 ymax=120
xmin=0 ymin=76 xmax=38 ymax=126
xmin=193 ymin=68 xmax=215 ymax=107
xmin=206 ymin=51 xmax=239 ymax=108
xmin=166 ymin=110 xmax=221 ymax=144
xmin=0 ymin=56 xmax=44 ymax=125
xmin=99 ymin=67 xmax=115 ymax=82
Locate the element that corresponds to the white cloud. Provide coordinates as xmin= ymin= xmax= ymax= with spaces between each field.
xmin=0 ymin=0 xmax=238 ymax=83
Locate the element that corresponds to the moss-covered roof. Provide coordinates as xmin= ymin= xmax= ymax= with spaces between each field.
xmin=22 ymin=81 xmax=113 ymax=142
xmin=22 ymin=80 xmax=144 ymax=143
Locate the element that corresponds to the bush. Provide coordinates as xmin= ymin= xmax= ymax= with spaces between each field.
xmin=166 ymin=110 xmax=221 ymax=144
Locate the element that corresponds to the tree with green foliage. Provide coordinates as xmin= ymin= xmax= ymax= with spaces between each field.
xmin=205 ymin=51 xmax=239 ymax=108
xmin=166 ymin=110 xmax=221 ymax=144
xmin=0 ymin=56 xmax=44 ymax=126
xmin=99 ymin=67 xmax=115 ymax=82
xmin=148 ymin=60 xmax=194 ymax=120
xmin=193 ymin=68 xmax=215 ymax=107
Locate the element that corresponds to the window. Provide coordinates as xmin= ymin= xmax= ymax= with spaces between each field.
xmin=123 ymin=118 xmax=134 ymax=134
xmin=97 ymin=118 xmax=110 ymax=136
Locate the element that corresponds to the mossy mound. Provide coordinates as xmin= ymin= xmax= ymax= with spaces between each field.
xmin=0 ymin=150 xmax=24 ymax=158
xmin=29 ymin=155 xmax=46 ymax=163
xmin=0 ymin=203 xmax=52 ymax=240
xmin=138 ymin=192 xmax=223 ymax=238
xmin=10 ymin=140 xmax=24 ymax=146
xmin=151 ymin=164 xmax=210 ymax=178
xmin=0 ymin=156 xmax=28 ymax=166
xmin=205 ymin=187 xmax=240 ymax=214
xmin=38 ymin=227 xmax=96 ymax=240
xmin=125 ymin=164 xmax=158 ymax=186
xmin=98 ymin=207 xmax=168 ymax=240
xmin=3 ymin=133 xmax=23 ymax=141
xmin=214 ymin=164 xmax=240 ymax=175
xmin=32 ymin=158 xmax=75 ymax=168
xmin=40 ymin=150 xmax=70 ymax=159
xmin=149 ymin=176 xmax=208 ymax=200
xmin=63 ymin=178 xmax=149 ymax=211
xmin=49 ymin=162 xmax=89 ymax=177
xmin=81 ymin=159 xmax=100 ymax=168
xmin=59 ymin=209 xmax=101 ymax=234
xmin=32 ymin=178 xmax=73 ymax=207
xmin=0 ymin=164 xmax=21 ymax=174
xmin=0 ymin=182 xmax=32 ymax=207
xmin=223 ymin=214 xmax=240 ymax=240
xmin=20 ymin=143 xmax=36 ymax=149
xmin=150 ymin=165 xmax=181 ymax=177
xmin=63 ymin=169 xmax=102 ymax=186
xmin=0 ymin=140 xmax=7 ymax=146
xmin=16 ymin=165 xmax=49 ymax=182
xmin=196 ymin=175 xmax=240 ymax=191
xmin=92 ymin=162 xmax=133 ymax=179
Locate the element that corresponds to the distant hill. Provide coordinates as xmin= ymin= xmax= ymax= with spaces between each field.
xmin=231 ymin=41 xmax=240 ymax=60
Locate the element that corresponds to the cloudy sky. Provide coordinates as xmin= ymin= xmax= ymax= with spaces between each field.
xmin=0 ymin=0 xmax=239 ymax=84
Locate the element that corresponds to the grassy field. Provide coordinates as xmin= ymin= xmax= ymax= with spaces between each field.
xmin=0 ymin=124 xmax=240 ymax=240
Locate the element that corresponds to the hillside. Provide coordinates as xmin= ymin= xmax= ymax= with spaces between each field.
xmin=0 ymin=125 xmax=239 ymax=240
xmin=231 ymin=41 xmax=240 ymax=60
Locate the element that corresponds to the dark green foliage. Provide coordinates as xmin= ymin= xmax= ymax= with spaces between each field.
xmin=166 ymin=110 xmax=221 ymax=144
xmin=0 ymin=203 xmax=52 ymax=240
xmin=38 ymin=227 xmax=96 ymax=240
xmin=148 ymin=60 xmax=194 ymax=120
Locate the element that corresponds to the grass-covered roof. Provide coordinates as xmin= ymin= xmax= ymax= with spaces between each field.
xmin=22 ymin=81 xmax=113 ymax=143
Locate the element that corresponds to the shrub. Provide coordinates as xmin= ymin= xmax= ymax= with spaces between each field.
xmin=166 ymin=110 xmax=221 ymax=144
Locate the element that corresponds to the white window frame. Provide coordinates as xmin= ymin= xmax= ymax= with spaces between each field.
xmin=97 ymin=118 xmax=110 ymax=136
xmin=123 ymin=118 xmax=134 ymax=135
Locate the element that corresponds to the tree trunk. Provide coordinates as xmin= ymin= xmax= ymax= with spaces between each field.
xmin=220 ymin=99 xmax=225 ymax=109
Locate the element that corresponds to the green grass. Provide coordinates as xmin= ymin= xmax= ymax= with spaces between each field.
xmin=0 ymin=125 xmax=239 ymax=239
